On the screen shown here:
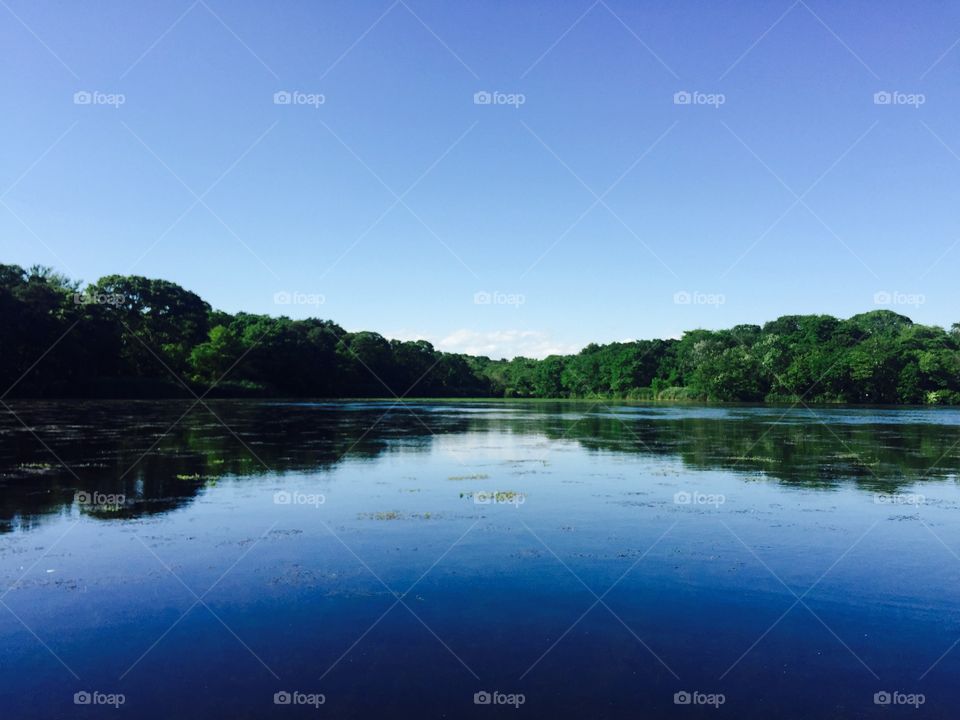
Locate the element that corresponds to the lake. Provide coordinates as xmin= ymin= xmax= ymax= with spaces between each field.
xmin=1 ymin=400 xmax=958 ymax=718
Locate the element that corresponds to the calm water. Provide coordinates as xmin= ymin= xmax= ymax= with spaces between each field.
xmin=1 ymin=401 xmax=959 ymax=718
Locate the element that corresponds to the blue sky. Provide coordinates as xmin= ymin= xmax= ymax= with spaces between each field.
xmin=3 ymin=0 xmax=959 ymax=358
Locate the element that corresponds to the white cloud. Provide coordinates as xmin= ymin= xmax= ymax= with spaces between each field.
xmin=435 ymin=329 xmax=580 ymax=360
xmin=384 ymin=329 xmax=582 ymax=359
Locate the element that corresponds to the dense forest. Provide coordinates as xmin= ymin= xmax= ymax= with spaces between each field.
xmin=2 ymin=263 xmax=960 ymax=404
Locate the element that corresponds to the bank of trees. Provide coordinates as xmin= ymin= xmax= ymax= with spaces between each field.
xmin=2 ymin=263 xmax=959 ymax=403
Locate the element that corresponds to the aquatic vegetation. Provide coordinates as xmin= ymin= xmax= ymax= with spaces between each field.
xmin=359 ymin=511 xmax=404 ymax=520
xmin=357 ymin=510 xmax=443 ymax=521
xmin=15 ymin=462 xmax=58 ymax=477
xmin=447 ymin=473 xmax=489 ymax=481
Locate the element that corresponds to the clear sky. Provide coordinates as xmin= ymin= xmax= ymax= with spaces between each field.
xmin=3 ymin=0 xmax=959 ymax=358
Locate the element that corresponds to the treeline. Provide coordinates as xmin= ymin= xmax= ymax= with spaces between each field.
xmin=2 ymin=263 xmax=960 ymax=403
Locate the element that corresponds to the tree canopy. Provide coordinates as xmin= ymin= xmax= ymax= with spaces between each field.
xmin=2 ymin=263 xmax=959 ymax=404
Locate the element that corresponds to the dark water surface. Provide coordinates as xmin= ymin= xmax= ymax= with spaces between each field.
xmin=1 ymin=401 xmax=959 ymax=718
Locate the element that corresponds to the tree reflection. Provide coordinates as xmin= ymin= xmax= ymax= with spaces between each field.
xmin=1 ymin=401 xmax=958 ymax=532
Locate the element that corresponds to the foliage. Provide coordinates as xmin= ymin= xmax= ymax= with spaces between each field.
xmin=2 ymin=264 xmax=959 ymax=403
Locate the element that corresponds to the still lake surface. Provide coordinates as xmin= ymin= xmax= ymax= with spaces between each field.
xmin=1 ymin=400 xmax=959 ymax=718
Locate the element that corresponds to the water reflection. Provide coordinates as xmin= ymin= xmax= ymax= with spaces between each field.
xmin=1 ymin=400 xmax=958 ymax=532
